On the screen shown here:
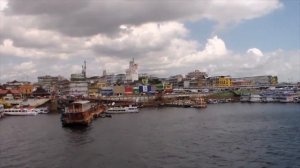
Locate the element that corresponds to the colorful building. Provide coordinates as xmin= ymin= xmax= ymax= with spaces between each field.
xmin=18 ymin=84 xmax=33 ymax=97
xmin=217 ymin=76 xmax=232 ymax=87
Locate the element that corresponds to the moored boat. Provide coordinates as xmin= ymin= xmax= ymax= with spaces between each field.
xmin=249 ymin=94 xmax=261 ymax=103
xmin=61 ymin=100 xmax=105 ymax=127
xmin=277 ymin=94 xmax=297 ymax=103
xmin=106 ymin=105 xmax=139 ymax=114
xmin=261 ymin=95 xmax=275 ymax=103
xmin=192 ymin=97 xmax=207 ymax=108
xmin=240 ymin=95 xmax=250 ymax=102
xmin=33 ymin=107 xmax=49 ymax=114
xmin=3 ymin=108 xmax=38 ymax=116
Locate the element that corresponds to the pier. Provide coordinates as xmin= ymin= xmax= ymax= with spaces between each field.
xmin=87 ymin=93 xmax=207 ymax=108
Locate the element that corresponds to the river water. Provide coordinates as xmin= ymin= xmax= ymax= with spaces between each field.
xmin=1 ymin=103 xmax=300 ymax=168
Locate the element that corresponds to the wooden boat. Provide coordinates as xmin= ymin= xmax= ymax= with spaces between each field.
xmin=61 ymin=100 xmax=105 ymax=127
xmin=191 ymin=97 xmax=207 ymax=108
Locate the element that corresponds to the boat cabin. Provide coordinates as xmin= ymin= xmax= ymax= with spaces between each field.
xmin=67 ymin=100 xmax=92 ymax=113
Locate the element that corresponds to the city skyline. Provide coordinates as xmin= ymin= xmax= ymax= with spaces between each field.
xmin=0 ymin=0 xmax=299 ymax=83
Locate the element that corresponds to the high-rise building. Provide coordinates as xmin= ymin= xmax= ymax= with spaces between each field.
xmin=125 ymin=58 xmax=138 ymax=82
xmin=68 ymin=61 xmax=88 ymax=96
xmin=185 ymin=70 xmax=208 ymax=80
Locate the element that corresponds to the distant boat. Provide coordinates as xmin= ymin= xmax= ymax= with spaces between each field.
xmin=261 ymin=95 xmax=275 ymax=103
xmin=249 ymin=94 xmax=261 ymax=103
xmin=3 ymin=108 xmax=38 ymax=116
xmin=32 ymin=107 xmax=49 ymax=114
xmin=208 ymin=99 xmax=218 ymax=104
xmin=277 ymin=94 xmax=297 ymax=103
xmin=106 ymin=105 xmax=139 ymax=114
xmin=240 ymin=95 xmax=250 ymax=102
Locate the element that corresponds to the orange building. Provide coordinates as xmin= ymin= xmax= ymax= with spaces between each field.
xmin=18 ymin=84 xmax=33 ymax=96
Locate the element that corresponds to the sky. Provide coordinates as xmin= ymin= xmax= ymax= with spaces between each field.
xmin=0 ymin=0 xmax=299 ymax=83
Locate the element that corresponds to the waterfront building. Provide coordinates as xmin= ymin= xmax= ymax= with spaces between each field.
xmin=101 ymin=87 xmax=113 ymax=96
xmin=4 ymin=80 xmax=30 ymax=90
xmin=183 ymin=81 xmax=190 ymax=88
xmin=57 ymin=79 xmax=70 ymax=96
xmin=113 ymin=86 xmax=125 ymax=95
xmin=207 ymin=77 xmax=218 ymax=87
xmin=125 ymin=58 xmax=138 ymax=82
xmin=0 ymin=89 xmax=22 ymax=99
xmin=88 ymin=82 xmax=107 ymax=97
xmin=185 ymin=70 xmax=208 ymax=80
xmin=232 ymin=75 xmax=278 ymax=86
xmin=207 ymin=76 xmax=232 ymax=88
xmin=232 ymin=79 xmax=252 ymax=87
xmin=218 ymin=76 xmax=232 ymax=87
xmin=87 ymin=76 xmax=102 ymax=83
xmin=68 ymin=61 xmax=89 ymax=97
xmin=37 ymin=76 xmax=66 ymax=85
xmin=38 ymin=75 xmax=59 ymax=85
xmin=18 ymin=84 xmax=33 ymax=97
xmin=69 ymin=73 xmax=88 ymax=96
xmin=164 ymin=84 xmax=173 ymax=93
xmin=115 ymin=74 xmax=126 ymax=85
xmin=32 ymin=87 xmax=50 ymax=97
xmin=105 ymin=74 xmax=116 ymax=85
xmin=88 ymin=83 xmax=100 ymax=97
xmin=37 ymin=75 xmax=66 ymax=94
xmin=197 ymin=79 xmax=209 ymax=88
xmin=167 ymin=75 xmax=183 ymax=88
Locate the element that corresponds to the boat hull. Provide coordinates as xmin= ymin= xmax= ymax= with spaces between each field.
xmin=4 ymin=112 xmax=37 ymax=116
xmin=106 ymin=110 xmax=138 ymax=114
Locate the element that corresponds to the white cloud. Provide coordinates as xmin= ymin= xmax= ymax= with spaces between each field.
xmin=0 ymin=61 xmax=37 ymax=82
xmin=202 ymin=36 xmax=228 ymax=57
xmin=3 ymin=0 xmax=282 ymax=36
xmin=206 ymin=0 xmax=283 ymax=30
xmin=247 ymin=48 xmax=263 ymax=57
xmin=0 ymin=39 xmax=47 ymax=58
xmin=0 ymin=0 xmax=298 ymax=83
xmin=0 ymin=0 xmax=7 ymax=11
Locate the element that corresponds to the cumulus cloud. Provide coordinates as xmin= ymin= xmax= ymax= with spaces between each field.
xmin=247 ymin=48 xmax=264 ymax=57
xmin=0 ymin=39 xmax=47 ymax=58
xmin=0 ymin=61 xmax=37 ymax=82
xmin=3 ymin=0 xmax=282 ymax=37
xmin=85 ymin=22 xmax=188 ymax=58
xmin=1 ymin=0 xmax=298 ymax=83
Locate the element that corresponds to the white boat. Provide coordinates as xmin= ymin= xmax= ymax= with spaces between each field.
xmin=277 ymin=94 xmax=297 ymax=103
xmin=32 ymin=107 xmax=49 ymax=114
xmin=240 ymin=95 xmax=250 ymax=102
xmin=261 ymin=95 xmax=275 ymax=103
xmin=3 ymin=108 xmax=38 ymax=116
xmin=106 ymin=105 xmax=139 ymax=114
xmin=249 ymin=94 xmax=261 ymax=103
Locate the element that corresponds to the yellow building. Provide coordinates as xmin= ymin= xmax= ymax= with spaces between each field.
xmin=217 ymin=76 xmax=232 ymax=87
xmin=271 ymin=76 xmax=278 ymax=85
xmin=164 ymin=84 xmax=173 ymax=90
xmin=88 ymin=82 xmax=107 ymax=97
xmin=18 ymin=84 xmax=33 ymax=96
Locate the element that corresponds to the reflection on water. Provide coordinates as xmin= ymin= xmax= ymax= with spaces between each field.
xmin=63 ymin=126 xmax=94 ymax=146
xmin=0 ymin=103 xmax=300 ymax=168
